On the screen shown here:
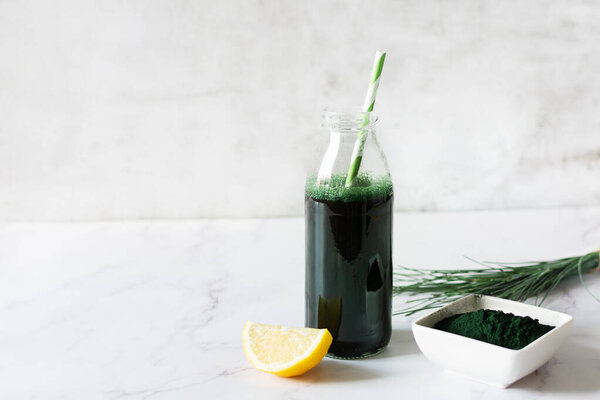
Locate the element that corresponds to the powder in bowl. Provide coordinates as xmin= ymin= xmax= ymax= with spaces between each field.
xmin=433 ymin=309 xmax=554 ymax=350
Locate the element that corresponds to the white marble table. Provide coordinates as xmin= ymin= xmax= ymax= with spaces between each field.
xmin=1 ymin=207 xmax=600 ymax=399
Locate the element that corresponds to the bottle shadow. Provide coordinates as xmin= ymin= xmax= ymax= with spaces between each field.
xmin=372 ymin=328 xmax=420 ymax=359
xmin=294 ymin=328 xmax=419 ymax=383
xmin=510 ymin=339 xmax=600 ymax=392
xmin=293 ymin=358 xmax=380 ymax=383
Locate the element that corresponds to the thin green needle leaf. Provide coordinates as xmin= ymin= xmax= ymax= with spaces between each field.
xmin=393 ymin=250 xmax=600 ymax=315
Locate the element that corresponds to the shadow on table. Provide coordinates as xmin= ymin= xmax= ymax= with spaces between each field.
xmin=511 ymin=339 xmax=600 ymax=392
xmin=294 ymin=328 xmax=419 ymax=383
xmin=373 ymin=328 xmax=420 ymax=359
xmin=294 ymin=359 xmax=380 ymax=383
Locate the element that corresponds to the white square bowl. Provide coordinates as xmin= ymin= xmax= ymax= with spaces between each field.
xmin=411 ymin=294 xmax=573 ymax=388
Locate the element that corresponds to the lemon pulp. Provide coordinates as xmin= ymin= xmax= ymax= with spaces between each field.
xmin=242 ymin=321 xmax=332 ymax=377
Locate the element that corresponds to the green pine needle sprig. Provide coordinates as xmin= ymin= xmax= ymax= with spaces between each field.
xmin=393 ymin=250 xmax=600 ymax=316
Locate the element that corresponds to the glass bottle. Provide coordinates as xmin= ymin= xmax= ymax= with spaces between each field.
xmin=305 ymin=111 xmax=393 ymax=359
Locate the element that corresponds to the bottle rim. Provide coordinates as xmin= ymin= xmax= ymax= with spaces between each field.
xmin=324 ymin=109 xmax=378 ymax=131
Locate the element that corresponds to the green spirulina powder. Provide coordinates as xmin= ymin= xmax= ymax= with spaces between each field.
xmin=433 ymin=309 xmax=554 ymax=350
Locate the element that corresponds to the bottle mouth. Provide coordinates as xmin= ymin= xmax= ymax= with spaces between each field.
xmin=324 ymin=110 xmax=378 ymax=131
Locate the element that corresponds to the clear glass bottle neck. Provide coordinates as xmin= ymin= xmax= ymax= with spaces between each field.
xmin=325 ymin=111 xmax=378 ymax=135
xmin=309 ymin=111 xmax=389 ymax=189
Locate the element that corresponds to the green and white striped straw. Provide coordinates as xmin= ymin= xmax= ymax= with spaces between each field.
xmin=345 ymin=50 xmax=386 ymax=186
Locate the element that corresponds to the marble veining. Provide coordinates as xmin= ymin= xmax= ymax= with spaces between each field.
xmin=1 ymin=208 xmax=599 ymax=398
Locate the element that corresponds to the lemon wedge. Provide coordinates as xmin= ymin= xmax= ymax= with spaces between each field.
xmin=243 ymin=321 xmax=333 ymax=377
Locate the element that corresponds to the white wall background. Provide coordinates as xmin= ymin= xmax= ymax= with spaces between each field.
xmin=1 ymin=0 xmax=599 ymax=220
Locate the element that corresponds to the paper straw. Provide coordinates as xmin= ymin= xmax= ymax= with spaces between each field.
xmin=345 ymin=50 xmax=386 ymax=186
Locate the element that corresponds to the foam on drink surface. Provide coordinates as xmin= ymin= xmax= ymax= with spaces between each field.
xmin=305 ymin=173 xmax=393 ymax=203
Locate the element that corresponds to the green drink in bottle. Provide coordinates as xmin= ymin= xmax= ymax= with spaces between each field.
xmin=305 ymin=52 xmax=393 ymax=358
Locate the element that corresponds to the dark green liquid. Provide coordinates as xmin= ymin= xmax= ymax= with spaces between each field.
xmin=305 ymin=178 xmax=393 ymax=358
